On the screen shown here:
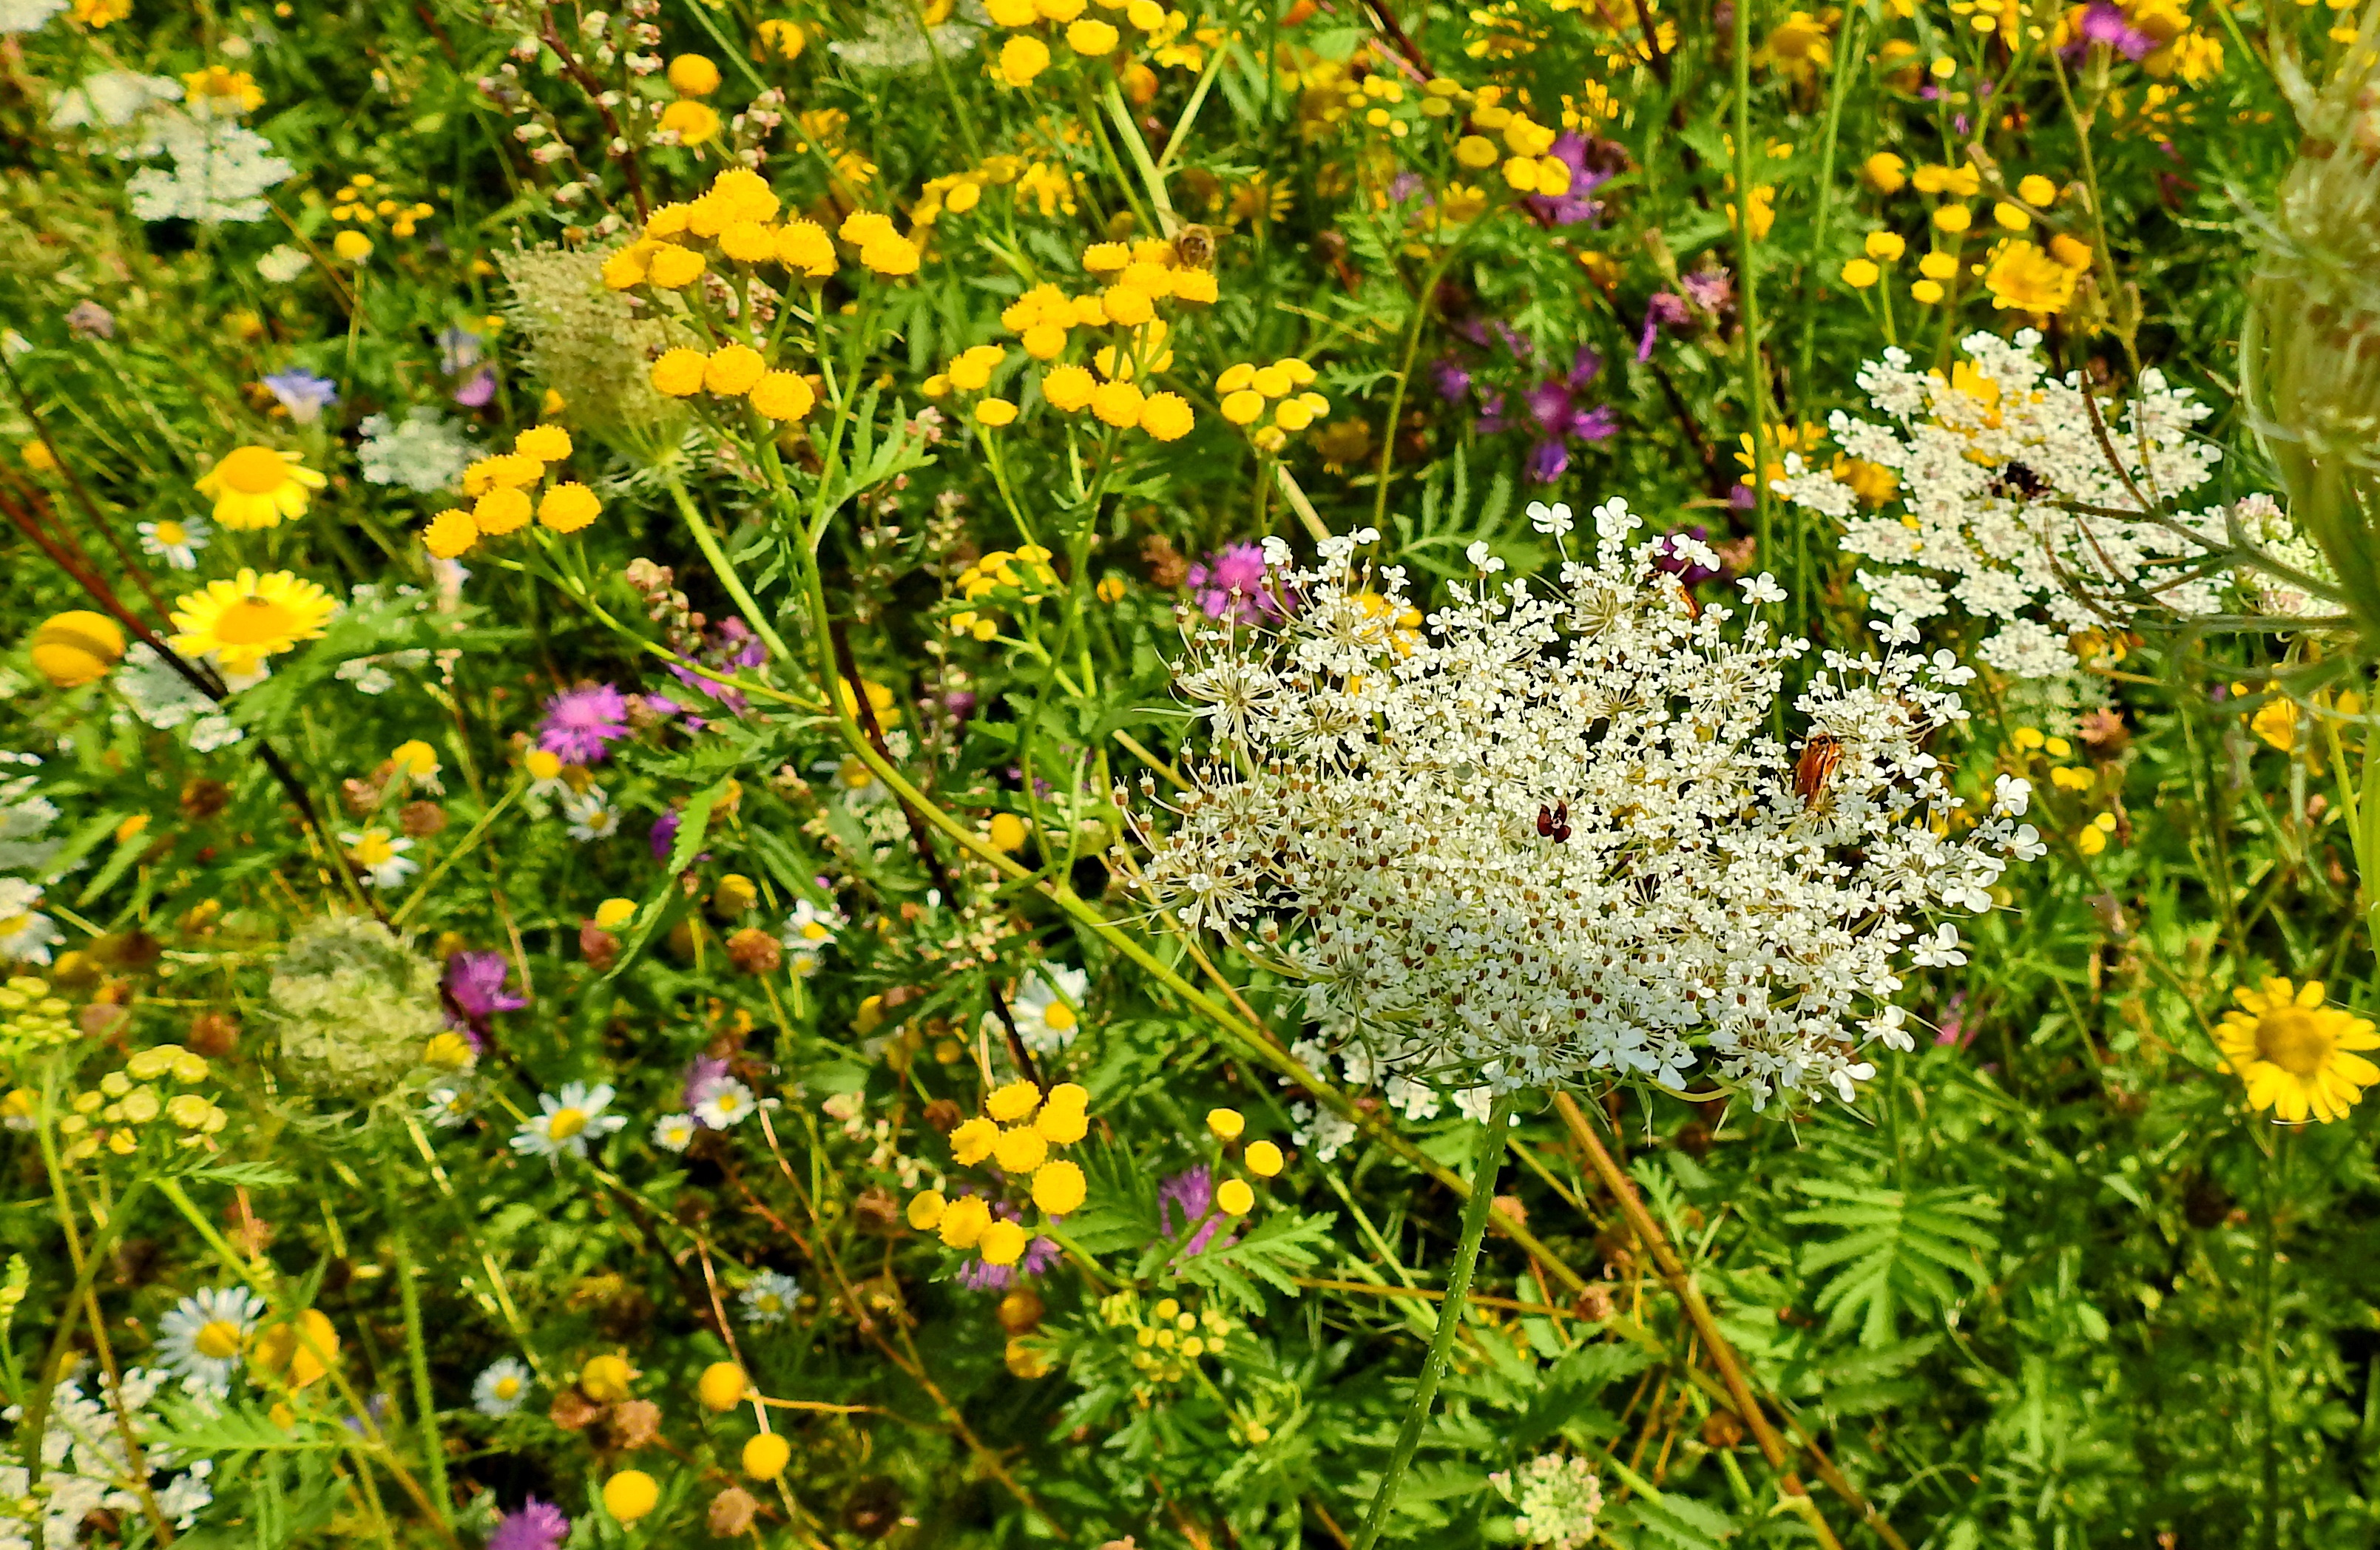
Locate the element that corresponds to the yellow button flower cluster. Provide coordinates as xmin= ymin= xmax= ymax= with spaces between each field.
xmin=1215 ymin=357 xmax=1327 ymax=452
xmin=53 ymin=1043 xmax=229 ymax=1162
xmin=907 ymin=1080 xmax=1091 ymax=1266
xmin=330 ymin=172 xmax=433 ymax=239
xmin=981 ymin=0 xmax=1200 ymax=88
xmin=425 ymin=424 xmax=603 ymax=558
xmin=604 ymin=168 xmax=924 ymax=291
xmin=1098 ymin=1290 xmax=1233 ymax=1385
xmin=1202 ymin=1106 xmax=1284 ymax=1217
xmin=949 ymin=544 xmax=1058 ymax=640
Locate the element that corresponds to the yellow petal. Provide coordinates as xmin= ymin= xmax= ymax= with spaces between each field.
xmin=2296 ymin=979 xmax=2327 ymax=1008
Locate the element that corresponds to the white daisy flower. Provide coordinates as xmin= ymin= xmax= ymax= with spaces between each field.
xmin=1002 ymin=963 xmax=1089 ymax=1056
xmin=0 ymin=876 xmax=64 ymax=965
xmin=472 ymin=1357 xmax=533 ymax=1416
xmin=561 ymin=785 xmax=618 ymax=842
xmin=154 ymin=1285 xmax=264 ymax=1392
xmin=692 ymin=1076 xmax=757 ymax=1130
xmin=339 ymin=828 xmax=418 ymax=889
xmin=779 ymin=898 xmax=844 ymax=976
xmin=422 ymin=1085 xmax=472 ymax=1129
xmin=651 ymin=1113 xmax=697 ymax=1153
xmin=740 ymin=1270 xmax=800 ymax=1327
xmin=510 ymin=1081 xmax=626 ymax=1160
xmin=136 ymin=516 xmax=212 ymax=569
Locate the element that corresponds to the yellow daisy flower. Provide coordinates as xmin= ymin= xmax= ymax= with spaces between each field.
xmin=2215 ymin=977 xmax=2380 ymax=1123
xmin=168 ymin=569 xmax=339 ymax=674
xmin=195 ymin=445 xmax=327 ymax=531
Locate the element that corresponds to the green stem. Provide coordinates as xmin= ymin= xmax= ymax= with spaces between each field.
xmin=382 ymin=1157 xmax=453 ymax=1517
xmin=1350 ymin=1090 xmax=1516 ymax=1550
xmin=2257 ymin=1127 xmax=2287 ymax=1550
xmin=1734 ymin=0 xmax=1771 ymax=570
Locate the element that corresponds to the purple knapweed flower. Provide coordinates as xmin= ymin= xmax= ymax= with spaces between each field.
xmin=1680 ymin=269 xmax=1735 ymax=317
xmin=1430 ymin=357 xmax=1474 ymax=402
xmin=683 ymin=1056 xmax=729 ymax=1111
xmin=2076 ymin=1 xmax=2154 ymax=58
xmin=488 ymin=1498 xmax=569 ymax=1550
xmin=1518 ymin=348 xmax=1618 ymax=484
xmin=262 ymin=369 xmax=339 ymax=424
xmin=444 ymin=951 xmax=525 ymax=1037
xmin=1187 ymin=543 xmax=1281 ymax=626
xmin=537 ymin=683 xmax=631 ymax=764
xmin=956 ymin=1201 xmax=1061 ymax=1290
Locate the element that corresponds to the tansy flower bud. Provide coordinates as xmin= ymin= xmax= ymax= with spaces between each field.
xmin=1207 ymin=1107 xmax=1245 ymax=1140
xmin=1032 ymin=1159 xmax=1087 ymax=1215
xmin=2017 ymin=174 xmax=2058 ymax=206
xmin=948 ymin=346 xmax=1005 ymax=392
xmin=1043 ymin=365 xmax=1096 ymax=411
xmin=1067 ymin=17 xmax=1118 ymax=50
xmin=1221 ymin=389 xmax=1264 ymax=425
xmin=697 ymin=1361 xmax=748 ymax=1412
xmin=1102 ymin=285 xmax=1154 ymax=328
xmin=860 ymin=233 xmax=920 ymax=276
xmin=1992 ymin=200 xmax=2030 ymax=231
xmin=1933 ymin=204 xmax=1972 ymax=234
xmin=422 ymin=508 xmax=476 ymax=558
xmin=993 ymin=1124 xmax=1048 ymax=1174
xmin=1216 ymin=1179 xmax=1255 ymax=1215
xmin=950 ymin=1116 xmax=998 ymax=1164
xmin=659 ymin=99 xmax=721 ymax=145
xmin=1021 ymin=324 xmax=1069 ymax=359
xmin=651 ymin=348 xmax=708 ymax=396
xmin=1455 ymin=135 xmax=1499 ymax=169
xmin=1862 ymin=151 xmax=1907 ymax=192
xmin=733 ymin=373 xmax=808 ymax=424
xmin=594 ymin=898 xmax=637 ymax=929
xmin=1840 ymin=258 xmax=1880 ymax=288
xmin=601 ymin=246 xmax=650 ymax=289
xmin=333 ymin=230 xmax=373 ymax=262
xmin=742 ymin=1432 xmax=792 ymax=1480
xmin=1173 ymin=268 xmax=1219 ymax=303
xmin=711 ymin=167 xmax=780 ymax=223
xmin=538 ymin=483 xmax=601 ymax=533
xmin=1043 ymin=1081 xmax=1089 ymax=1114
xmin=668 ymin=54 xmax=722 ymax=95
xmin=602 ymin=1471 xmax=659 ymax=1523
xmin=987 ymin=1080 xmax=1042 ymax=1122
xmin=776 ymin=221 xmax=838 ymax=277
xmin=1918 ymin=250 xmax=1959 ymax=280
xmin=472 ymin=487 xmax=532 ymax=536
xmin=998 ymin=35 xmax=1050 ymax=86
xmin=939 ymin=1194 xmax=992 ymax=1248
xmin=720 ymin=220 xmax=777 ymax=263
xmin=1035 ymin=1104 xmax=1089 ymax=1145
xmin=1139 ymin=392 xmax=1194 ymax=441
xmin=515 ymin=424 xmax=572 ymax=461
xmin=987 ymin=0 xmax=1035 ymax=21
xmin=1245 ymin=1140 xmax=1283 ymax=1177
xmin=646 ymin=244 xmax=706 ymax=288
xmin=978 ymin=1219 xmax=1030 ymax=1265
xmin=907 ymin=1190 xmax=947 ymax=1230
xmin=1865 ymin=230 xmax=1906 ymax=261
xmin=1910 ymin=279 xmax=1946 ymax=304
xmin=1092 ymin=379 xmax=1144 ymax=427
xmin=1038 ymin=0 xmax=1085 ymax=17
xmin=989 ymin=811 xmax=1030 ymax=851
xmin=705 ymin=345 xmax=767 ymax=396
xmin=647 ymin=203 xmax=694 ymax=239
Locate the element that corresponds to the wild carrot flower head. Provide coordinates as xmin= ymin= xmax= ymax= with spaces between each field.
xmin=1133 ymin=513 xmax=2043 ymax=1108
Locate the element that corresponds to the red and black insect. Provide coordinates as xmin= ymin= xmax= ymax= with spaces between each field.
xmin=1794 ymin=735 xmax=1842 ymax=805
xmin=1536 ymin=802 xmax=1572 ymax=843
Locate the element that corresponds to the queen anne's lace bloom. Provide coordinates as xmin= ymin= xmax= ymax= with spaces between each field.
xmin=1132 ymin=512 xmax=2038 ymax=1108
xmin=1771 ymin=331 xmax=2290 ymax=679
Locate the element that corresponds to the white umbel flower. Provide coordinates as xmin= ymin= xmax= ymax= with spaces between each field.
xmin=1132 ymin=523 xmax=2038 ymax=1109
xmin=1769 ymin=330 xmax=2303 ymax=678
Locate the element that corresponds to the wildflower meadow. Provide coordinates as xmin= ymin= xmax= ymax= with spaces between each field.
xmin=4 ymin=0 xmax=2380 ymax=1544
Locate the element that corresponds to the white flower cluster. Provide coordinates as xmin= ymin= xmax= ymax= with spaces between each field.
xmin=123 ymin=111 xmax=295 ymax=224
xmin=0 ymin=755 xmax=64 ymax=964
xmin=1490 ymin=1454 xmax=1604 ymax=1550
xmin=1771 ymin=330 xmax=2263 ymax=680
xmin=356 ymin=409 xmax=476 ymax=494
xmin=0 ymin=1366 xmax=215 ymax=1550
xmin=1132 ymin=510 xmax=2041 ymax=1108
xmin=115 ymin=644 xmax=245 ymax=751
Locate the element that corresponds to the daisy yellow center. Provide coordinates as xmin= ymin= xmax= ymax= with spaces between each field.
xmin=0 ymin=915 xmax=27 ymax=939
xmin=798 ymin=921 xmax=829 ymax=942
xmin=1042 ymin=1002 xmax=1078 ymax=1032
xmin=757 ymin=1293 xmax=782 ymax=1313
xmin=217 ymin=446 xmax=291 ymax=495
xmin=215 ymin=595 xmax=302 ymax=648
xmin=350 ymin=832 xmax=396 ymax=864
xmin=715 ymin=1094 xmax=746 ymax=1114
xmin=548 ymin=1106 xmax=587 ymax=1140
xmin=493 ymin=1375 xmax=521 ymax=1399
xmin=2256 ymin=1008 xmax=2334 ymax=1077
xmin=195 ymin=1319 xmax=245 ymax=1360
xmin=155 ymin=520 xmax=188 ymax=545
